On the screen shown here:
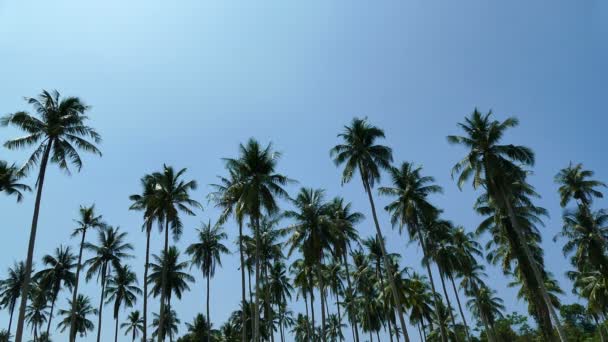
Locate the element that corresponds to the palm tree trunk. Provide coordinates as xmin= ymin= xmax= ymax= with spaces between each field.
xmin=264 ymin=266 xmax=274 ymax=342
xmin=239 ymin=222 xmax=247 ymax=342
xmin=500 ymin=186 xmax=567 ymax=341
xmin=96 ymin=264 xmax=108 ymax=342
xmin=14 ymin=142 xmax=52 ymax=342
xmin=114 ymin=312 xmax=119 ymax=342
xmin=472 ymin=285 xmax=494 ymax=342
xmin=309 ymin=285 xmax=316 ymax=337
xmin=415 ymin=226 xmax=448 ymax=342
xmin=207 ymin=275 xmax=211 ymax=342
xmin=8 ymin=302 xmax=15 ymax=334
xmin=377 ymin=265 xmax=394 ymax=342
xmin=361 ymin=178 xmax=410 ymax=342
xmin=70 ymin=228 xmax=87 ymax=342
xmin=418 ymin=324 xmax=423 ymax=342
xmin=336 ymin=296 xmax=343 ymax=342
xmin=46 ymin=292 xmax=57 ymax=336
xmin=304 ymin=292 xmax=311 ymax=341
xmin=437 ymin=271 xmax=457 ymax=332
xmin=253 ymin=216 xmax=262 ymax=342
xmin=448 ymin=275 xmax=471 ymax=341
xmin=143 ymin=225 xmax=151 ymax=342
xmin=594 ymin=316 xmax=606 ymax=342
xmin=422 ymin=320 xmax=428 ymax=341
xmin=158 ymin=219 xmax=170 ymax=342
xmin=319 ymin=268 xmax=327 ymax=342
xmin=133 ymin=327 xmax=136 ymax=342
xmin=342 ymin=252 xmax=360 ymax=342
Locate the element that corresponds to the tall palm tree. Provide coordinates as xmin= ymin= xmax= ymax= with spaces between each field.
xmin=152 ymin=307 xmax=179 ymax=342
xmin=558 ymin=207 xmax=608 ymax=274
xmin=149 ymin=165 xmax=201 ymax=342
xmin=467 ymin=286 xmax=504 ymax=338
xmin=2 ymin=90 xmax=102 ymax=342
xmin=460 ymin=263 xmax=496 ymax=342
xmin=68 ymin=205 xmax=105 ymax=342
xmin=292 ymin=314 xmax=313 ymax=342
xmin=290 ymin=259 xmax=314 ymax=340
xmin=286 ymin=188 xmax=336 ymax=341
xmin=105 ymin=265 xmax=141 ymax=342
xmin=448 ymin=109 xmax=566 ymax=341
xmin=223 ymin=138 xmax=290 ymax=341
xmin=129 ymin=174 xmax=160 ymax=342
xmin=148 ymin=246 xmax=195 ymax=313
xmin=209 ymin=168 xmax=248 ymax=342
xmin=186 ymin=221 xmax=229 ymax=341
xmin=330 ymin=117 xmax=410 ymax=342
xmin=403 ymin=272 xmax=434 ymax=340
xmin=0 ymin=161 xmax=30 ymax=201
xmin=57 ymin=295 xmax=97 ymax=341
xmin=378 ymin=161 xmax=446 ymax=341
xmin=84 ymin=227 xmax=134 ymax=342
xmin=326 ymin=314 xmax=346 ymax=342
xmin=34 ymin=246 xmax=76 ymax=336
xmin=0 ymin=262 xmax=27 ymax=336
xmin=120 ymin=311 xmax=144 ymax=342
xmin=0 ymin=329 xmax=10 ymax=342
xmin=555 ymin=162 xmax=606 ymax=208
xmin=24 ymin=283 xmax=48 ymax=342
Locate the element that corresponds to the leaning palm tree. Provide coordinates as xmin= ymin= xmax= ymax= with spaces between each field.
xmin=128 ymin=174 xmax=160 ymax=342
xmin=330 ymin=117 xmax=410 ymax=342
xmin=68 ymin=205 xmax=105 ymax=342
xmin=555 ymin=162 xmax=606 ymax=208
xmin=149 ymin=165 xmax=201 ymax=342
xmin=57 ymin=295 xmax=97 ymax=341
xmin=34 ymin=245 xmax=76 ymax=336
xmin=223 ymin=138 xmax=291 ymax=341
xmin=0 ymin=262 xmax=27 ymax=336
xmin=120 ymin=311 xmax=143 ymax=342
xmin=84 ymin=227 xmax=134 ymax=342
xmin=2 ymin=90 xmax=102 ymax=342
xmin=105 ymin=264 xmax=141 ymax=342
xmin=447 ymin=109 xmax=566 ymax=341
xmin=186 ymin=220 xmax=230 ymax=341
xmin=0 ymin=161 xmax=30 ymax=202
xmin=148 ymin=246 xmax=195 ymax=314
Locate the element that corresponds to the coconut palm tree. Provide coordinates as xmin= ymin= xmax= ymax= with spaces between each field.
xmin=323 ymin=260 xmax=344 ymax=341
xmin=186 ymin=221 xmax=229 ymax=340
xmin=84 ymin=227 xmax=133 ymax=342
xmin=292 ymin=314 xmax=313 ymax=342
xmin=467 ymin=286 xmax=504 ymax=338
xmin=128 ymin=174 xmax=160 ymax=342
xmin=290 ymin=259 xmax=315 ymax=340
xmin=149 ymin=165 xmax=201 ymax=342
xmin=326 ymin=314 xmax=346 ymax=342
xmin=269 ymin=261 xmax=293 ymax=342
xmin=403 ymin=272 xmax=434 ymax=341
xmin=0 ymin=161 xmax=30 ymax=201
xmin=152 ymin=307 xmax=179 ymax=342
xmin=2 ymin=90 xmax=102 ymax=342
xmin=148 ymin=246 xmax=195 ymax=313
xmin=0 ymin=262 xmax=27 ymax=336
xmin=555 ymin=162 xmax=606 ymax=208
xmin=24 ymin=283 xmax=48 ymax=342
xmin=558 ymin=207 xmax=608 ymax=275
xmin=34 ymin=246 xmax=76 ymax=336
xmin=105 ymin=264 xmax=141 ymax=342
xmin=68 ymin=205 xmax=105 ymax=342
xmin=330 ymin=117 xmax=410 ymax=342
xmin=57 ymin=295 xmax=97 ymax=341
xmin=448 ymin=109 xmax=566 ymax=341
xmin=120 ymin=310 xmax=144 ymax=342
xmin=378 ymin=161 xmax=446 ymax=341
xmin=223 ymin=138 xmax=291 ymax=341
xmin=0 ymin=329 xmax=10 ymax=342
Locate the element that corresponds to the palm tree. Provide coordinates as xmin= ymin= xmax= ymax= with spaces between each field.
xmin=2 ymin=90 xmax=102 ymax=342
xmin=148 ymin=246 xmax=195 ymax=313
xmin=326 ymin=314 xmax=346 ymax=342
xmin=120 ymin=311 xmax=144 ymax=342
xmin=223 ymin=138 xmax=291 ymax=341
xmin=34 ymin=246 xmax=76 ymax=336
xmin=0 ymin=262 xmax=27 ymax=336
xmin=24 ymin=283 xmax=48 ymax=342
xmin=330 ymin=117 xmax=410 ymax=342
xmin=555 ymin=162 xmax=606 ymax=208
xmin=0 ymin=329 xmax=10 ymax=342
xmin=152 ymin=307 xmax=180 ymax=342
xmin=448 ymin=109 xmax=566 ymax=341
xmin=0 ymin=161 xmax=30 ymax=201
xmin=84 ymin=227 xmax=134 ymax=342
xmin=105 ymin=265 xmax=141 ymax=342
xmin=292 ymin=314 xmax=313 ymax=342
xmin=186 ymin=221 xmax=229 ymax=340
xmin=129 ymin=174 xmax=160 ymax=342
xmin=467 ymin=286 xmax=504 ymax=339
xmin=460 ymin=263 xmax=497 ymax=342
xmin=149 ymin=165 xmax=201 ymax=342
xmin=403 ymin=272 xmax=433 ymax=341
xmin=558 ymin=207 xmax=608 ymax=274
xmin=322 ymin=260 xmax=344 ymax=341
xmin=290 ymin=259 xmax=314 ymax=340
xmin=183 ymin=313 xmax=219 ymax=342
xmin=57 ymin=295 xmax=97 ymax=341
xmin=378 ymin=161 xmax=446 ymax=341
xmin=68 ymin=205 xmax=105 ymax=342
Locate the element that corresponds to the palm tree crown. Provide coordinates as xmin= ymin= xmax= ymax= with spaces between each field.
xmin=0 ymin=161 xmax=30 ymax=201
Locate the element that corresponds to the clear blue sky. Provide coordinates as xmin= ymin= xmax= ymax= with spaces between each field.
xmin=1 ymin=1 xmax=607 ymax=341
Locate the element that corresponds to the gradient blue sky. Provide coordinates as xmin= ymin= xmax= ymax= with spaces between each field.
xmin=1 ymin=1 xmax=607 ymax=341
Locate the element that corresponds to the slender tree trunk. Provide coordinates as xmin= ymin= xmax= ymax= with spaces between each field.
xmin=422 ymin=320 xmax=428 ymax=341
xmin=96 ymin=264 xmax=108 ymax=342
xmin=143 ymin=225 xmax=151 ymax=342
xmin=310 ymin=285 xmax=316 ymax=337
xmin=418 ymin=324 xmax=423 ymax=342
xmin=449 ymin=275 xmax=471 ymax=341
xmin=503 ymin=198 xmax=566 ymax=341
xmin=336 ymin=296 xmax=343 ymax=342
xmin=342 ymin=252 xmax=360 ymax=342
xmin=377 ymin=265 xmax=394 ymax=342
xmin=157 ymin=219 xmax=170 ymax=342
xmin=239 ymin=222 xmax=247 ymax=342
xmin=114 ymin=312 xmax=119 ymax=342
xmin=361 ymin=178 xmax=410 ymax=342
xmin=416 ymin=227 xmax=448 ymax=342
xmin=14 ymin=142 xmax=52 ymax=342
xmin=319 ymin=268 xmax=327 ymax=342
xmin=376 ymin=330 xmax=381 ymax=342
xmin=133 ymin=328 xmax=136 ymax=342
xmin=8 ymin=303 xmax=15 ymax=335
xmin=304 ymin=292 xmax=311 ymax=341
xmin=264 ymin=266 xmax=274 ymax=342
xmin=438 ymin=271 xmax=457 ymax=331
xmin=70 ymin=228 xmax=87 ymax=342
xmin=46 ymin=292 xmax=57 ymax=336
xmin=253 ymin=217 xmax=262 ymax=342
xmin=207 ymin=275 xmax=211 ymax=342
xmin=594 ymin=316 xmax=606 ymax=342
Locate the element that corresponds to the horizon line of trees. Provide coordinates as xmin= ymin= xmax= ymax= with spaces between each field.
xmin=0 ymin=90 xmax=606 ymax=342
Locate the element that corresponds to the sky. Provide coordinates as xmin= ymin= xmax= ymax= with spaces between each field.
xmin=1 ymin=0 xmax=607 ymax=341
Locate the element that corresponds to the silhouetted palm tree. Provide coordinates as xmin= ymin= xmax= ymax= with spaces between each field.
xmin=24 ymin=283 xmax=48 ymax=341
xmin=57 ymin=295 xmax=97 ymax=341
xmin=105 ymin=264 xmax=141 ymax=342
xmin=2 ymin=90 xmax=101 ymax=342
xmin=152 ymin=307 xmax=179 ymax=342
xmin=148 ymin=247 xmax=195 ymax=312
xmin=0 ymin=262 xmax=27 ymax=336
xmin=0 ymin=161 xmax=30 ymax=202
xmin=120 ymin=311 xmax=144 ymax=342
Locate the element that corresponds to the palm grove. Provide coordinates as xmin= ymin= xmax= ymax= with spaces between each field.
xmin=0 ymin=91 xmax=606 ymax=342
